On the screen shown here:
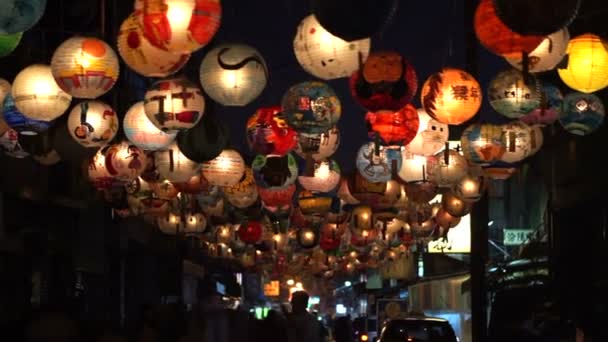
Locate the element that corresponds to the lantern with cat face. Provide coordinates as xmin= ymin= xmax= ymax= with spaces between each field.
xmin=405 ymin=109 xmax=449 ymax=156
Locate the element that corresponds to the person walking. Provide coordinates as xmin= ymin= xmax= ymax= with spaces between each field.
xmin=286 ymin=291 xmax=320 ymax=342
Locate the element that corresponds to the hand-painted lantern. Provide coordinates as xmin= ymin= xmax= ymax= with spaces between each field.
xmin=365 ymin=104 xmax=419 ymax=146
xmin=499 ymin=121 xmax=535 ymax=163
xmin=488 ymin=68 xmax=542 ymax=119
xmin=105 ymin=142 xmax=147 ymax=181
xmin=238 ymin=221 xmax=263 ymax=244
xmin=150 ymin=179 xmax=179 ymax=200
xmin=356 ymin=142 xmax=402 ymax=183
xmin=246 ymin=106 xmax=296 ymax=155
xmin=281 ymin=81 xmax=341 ymax=134
xmin=427 ymin=150 xmax=469 ymax=187
xmin=460 ymin=123 xmax=505 ymax=165
xmin=453 ymin=174 xmax=485 ymax=203
xmin=505 ymin=29 xmax=570 ymax=73
xmin=123 ymin=101 xmax=176 ymax=151
xmin=0 ymin=32 xmax=22 ymax=57
xmin=520 ymin=84 xmax=563 ymax=126
xmin=297 ymin=190 xmax=333 ymax=216
xmin=0 ymin=0 xmax=46 ymax=34
xmin=405 ymin=109 xmax=449 ymax=156
xmin=67 ymin=101 xmax=118 ymax=147
xmin=397 ymin=150 xmax=430 ymax=183
xmin=144 ymin=77 xmax=204 ymax=132
xmin=3 ymin=95 xmax=52 ymax=136
xmin=441 ymin=191 xmax=472 ymax=217
xmin=298 ymin=159 xmax=341 ymax=193
xmin=558 ymin=34 xmax=608 ymax=94
xmin=258 ymin=183 xmax=296 ymax=208
xmin=154 ymin=141 xmax=201 ymax=182
xmin=223 ymin=167 xmax=258 ymax=209
xmin=492 ymin=0 xmax=581 ymax=36
xmin=87 ymin=147 xmax=116 ymax=189
xmin=350 ymin=51 xmax=418 ymax=112
xmin=176 ymin=114 xmax=228 ymax=162
xmin=421 ymin=68 xmax=482 ymax=125
xmin=294 ymin=127 xmax=340 ymax=161
xmin=173 ymin=174 xmax=209 ymax=194
xmin=201 ymin=149 xmax=245 ymax=187
xmin=0 ymin=129 xmax=28 ymax=158
xmin=252 ymin=153 xmax=298 ymax=189
xmin=559 ymin=92 xmax=605 ymax=136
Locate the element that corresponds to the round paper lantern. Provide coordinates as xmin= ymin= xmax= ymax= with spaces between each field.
xmin=559 ymin=92 xmax=605 ymax=136
xmin=520 ymin=84 xmax=563 ymax=126
xmin=87 ymin=147 xmax=116 ymax=189
xmin=253 ymin=153 xmax=298 ymax=190
xmin=258 ymin=183 xmax=296 ymax=207
xmin=51 ymin=37 xmax=119 ymax=99
xmin=3 ymin=94 xmax=51 ymax=135
xmin=176 ymin=114 xmax=228 ymax=162
xmin=200 ymin=43 xmax=268 ymax=106
xmin=183 ymin=212 xmax=207 ymax=235
xmin=123 ymin=101 xmax=176 ymax=151
xmin=460 ymin=123 xmax=505 ymax=165
xmin=421 ymin=68 xmax=482 ymax=125
xmin=154 ymin=141 xmax=200 ymax=182
xmin=499 ymin=121 xmax=534 ymax=163
xmin=365 ymin=104 xmax=419 ymax=146
xmin=427 ymin=150 xmax=469 ymax=187
xmin=350 ymin=51 xmax=418 ymax=112
xmin=356 ymin=142 xmax=401 ymax=183
xmin=105 ymin=142 xmax=147 ymax=181
xmin=293 ymin=14 xmax=371 ymax=80
xmin=0 ymin=32 xmax=22 ymax=57
xmin=223 ymin=167 xmax=258 ymax=208
xmin=505 ymin=29 xmax=570 ymax=73
xmin=173 ymin=174 xmax=209 ymax=194
xmin=492 ymin=0 xmax=580 ymax=36
xmin=117 ymin=13 xmax=190 ymax=78
xmin=238 ymin=221 xmax=263 ymax=244
xmin=405 ymin=181 xmax=438 ymax=204
xmin=405 ymin=109 xmax=449 ymax=156
xmin=0 ymin=0 xmax=46 ymax=34
xmin=453 ymin=174 xmax=486 ymax=203
xmin=441 ymin=191 xmax=471 ymax=217
xmin=294 ymin=127 xmax=340 ymax=161
xmin=246 ymin=106 xmax=296 ymax=155
xmin=558 ymin=34 xmax=608 ymax=94
xmin=67 ymin=101 xmax=118 ymax=147
xmin=297 ymin=190 xmax=333 ymax=216
xmin=144 ymin=77 xmax=205 ymax=132
xmin=157 ymin=213 xmax=183 ymax=235
xmin=12 ymin=64 xmax=72 ymax=121
xmin=150 ymin=179 xmax=179 ymax=200
xmin=435 ymin=209 xmax=461 ymax=230
xmin=0 ymin=129 xmax=28 ymax=158
xmin=281 ymin=81 xmax=341 ymax=134
xmin=474 ymin=0 xmax=544 ymax=59
xmin=137 ymin=0 xmax=221 ymax=53
xmin=488 ymin=68 xmax=542 ymax=119
xmin=297 ymin=226 xmax=319 ymax=249
xmin=298 ymin=159 xmax=341 ymax=193
xmin=201 ymin=149 xmax=245 ymax=187
xmin=397 ymin=150 xmax=430 ymax=183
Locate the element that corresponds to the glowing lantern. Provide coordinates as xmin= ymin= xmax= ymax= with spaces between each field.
xmin=298 ymin=159 xmax=341 ymax=193
xmin=3 ymin=95 xmax=51 ymax=136
xmin=453 ymin=174 xmax=485 ymax=202
xmin=281 ymin=81 xmax=341 ymax=134
xmin=67 ymin=101 xmax=118 ymax=147
xmin=492 ymin=0 xmax=581 ymax=36
xmin=294 ymin=127 xmax=340 ymax=161
xmin=183 ymin=212 xmax=207 ymax=235
xmin=488 ymin=68 xmax=542 ymax=119
xmin=397 ymin=150 xmax=429 ymax=183
xmin=460 ymin=123 xmax=505 ymax=165
xmin=258 ymin=184 xmax=296 ymax=207
xmin=0 ymin=129 xmax=28 ymax=158
xmin=201 ymin=149 xmax=245 ymax=187
xmin=427 ymin=150 xmax=468 ymax=187
xmin=157 ymin=213 xmax=183 ymax=235
xmin=12 ymin=64 xmax=72 ymax=121
xmin=252 ymin=153 xmax=298 ymax=189
xmin=499 ymin=121 xmax=534 ymax=163
xmin=0 ymin=0 xmax=46 ymax=34
xmin=441 ymin=191 xmax=471 ymax=217
xmin=150 ymin=179 xmax=179 ymax=200
xmin=559 ymin=92 xmax=605 ymax=136
xmin=51 ymin=37 xmax=119 ymax=98
xmin=223 ymin=168 xmax=258 ymax=209
xmin=474 ymin=0 xmax=544 ymax=59
xmin=137 ymin=0 xmax=221 ymax=53
xmin=0 ymin=32 xmax=22 ymax=57
xmin=87 ymin=147 xmax=116 ymax=189
xmin=0 ymin=79 xmax=10 ymax=105
xmin=154 ymin=141 xmax=200 ymax=182
xmin=520 ymin=84 xmax=563 ymax=126
xmin=105 ymin=142 xmax=147 ymax=181
xmin=558 ymin=34 xmax=608 ymax=94
xmin=505 ymin=29 xmax=570 ymax=73
xmin=435 ymin=209 xmax=461 ymax=229
xmin=356 ymin=142 xmax=401 ymax=183
xmin=123 ymin=101 xmax=176 ymax=151
xmin=405 ymin=109 xmax=449 ymax=156
xmin=365 ymin=104 xmax=419 ymax=146
xmin=117 ymin=13 xmax=190 ymax=78
xmin=298 ymin=226 xmax=319 ymax=249
xmin=200 ymin=43 xmax=267 ymax=106
xmin=246 ymin=106 xmax=296 ymax=155
xmin=144 ymin=77 xmax=205 ymax=132
xmin=293 ymin=14 xmax=370 ymax=80
xmin=350 ymin=51 xmax=418 ymax=112
xmin=238 ymin=221 xmax=263 ymax=244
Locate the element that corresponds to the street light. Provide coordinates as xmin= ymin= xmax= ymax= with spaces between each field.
xmin=344 ymin=281 xmax=352 ymax=287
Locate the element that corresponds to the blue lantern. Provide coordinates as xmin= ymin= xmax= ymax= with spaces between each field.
xmin=560 ymin=92 xmax=605 ymax=136
xmin=3 ymin=94 xmax=51 ymax=135
xmin=0 ymin=0 xmax=47 ymax=34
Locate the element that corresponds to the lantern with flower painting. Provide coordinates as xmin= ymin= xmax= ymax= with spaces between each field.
xmin=253 ymin=153 xmax=298 ymax=190
xmin=246 ymin=106 xmax=296 ymax=155
xmin=223 ymin=167 xmax=258 ymax=209
xmin=427 ymin=150 xmax=468 ymax=187
xmin=460 ymin=123 xmax=506 ymax=165
xmin=520 ymin=84 xmax=563 ymax=126
xmin=68 ymin=101 xmax=119 ymax=147
xmin=144 ymin=77 xmax=205 ymax=132
xmin=488 ymin=69 xmax=542 ymax=119
xmin=356 ymin=142 xmax=401 ymax=183
xmin=499 ymin=121 xmax=535 ymax=163
xmin=123 ymin=101 xmax=176 ymax=151
xmin=365 ymin=104 xmax=419 ymax=146
xmin=104 ymin=142 xmax=147 ymax=181
xmin=294 ymin=127 xmax=340 ymax=162
xmin=281 ymin=81 xmax=341 ymax=134
xmin=154 ymin=142 xmax=200 ymax=183
xmin=201 ymin=149 xmax=245 ymax=187
xmin=559 ymin=92 xmax=605 ymax=136
xmin=298 ymin=159 xmax=341 ymax=193
xmin=405 ymin=109 xmax=449 ymax=156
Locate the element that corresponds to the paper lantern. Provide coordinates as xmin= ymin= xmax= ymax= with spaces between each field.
xmin=12 ymin=64 xmax=72 ymax=121
xmin=157 ymin=213 xmax=183 ymax=235
xmin=297 ymin=190 xmax=333 ymax=216
xmin=0 ymin=78 xmax=10 ymax=105
xmin=3 ymin=94 xmax=51 ymax=135
xmin=405 ymin=181 xmax=438 ymax=204
xmin=488 ymin=68 xmax=542 ymax=119
xmin=201 ymin=149 xmax=245 ymax=187
xmin=87 ymin=147 xmax=116 ymax=189
xmin=427 ymin=150 xmax=469 ymax=187
xmin=105 ymin=142 xmax=147 ymax=181
xmin=558 ymin=34 xmax=608 ymax=94
xmin=297 ymin=226 xmax=319 ymax=249
xmin=421 ymin=68 xmax=482 ymax=125
xmin=474 ymin=0 xmax=544 ymax=59
xmin=499 ymin=121 xmax=534 ymax=163
xmin=257 ymin=183 xmax=295 ymax=208
xmin=350 ymin=51 xmax=418 ymax=112
xmin=200 ymin=43 xmax=268 ymax=106
xmin=0 ymin=129 xmax=28 ymax=158
xmin=435 ymin=209 xmax=461 ymax=230
xmin=0 ymin=0 xmax=46 ymax=34
xmin=67 ymin=101 xmax=118 ymax=147
xmin=365 ymin=104 xmax=419 ymax=146
xmin=356 ymin=142 xmax=401 ymax=183
xmin=528 ymin=125 xmax=544 ymax=156
xmin=177 ymin=114 xmax=228 ymax=162
xmin=137 ymin=0 xmax=221 ymax=53
xmin=559 ymin=92 xmax=605 ymax=136
xmin=460 ymin=123 xmax=505 ymax=165
xmin=405 ymin=109 xmax=449 ymax=156
xmin=293 ymin=14 xmax=371 ymax=80
xmin=223 ymin=167 xmax=258 ymax=208
xmin=0 ymin=32 xmax=22 ymax=57
xmin=281 ymin=81 xmax=341 ymax=134
xmin=520 ymin=84 xmax=563 ymax=126
xmin=144 ymin=77 xmax=205 ymax=132
xmin=298 ymin=159 xmax=341 ymax=193
xmin=183 ymin=212 xmax=207 ymax=235
xmin=505 ymin=29 xmax=570 ymax=73
xmin=117 ymin=13 xmax=190 ymax=78
xmin=294 ymin=127 xmax=340 ymax=161
xmin=154 ymin=141 xmax=200 ymax=182
xmin=246 ymin=106 xmax=296 ymax=155
xmin=51 ymin=37 xmax=119 ymax=98
xmin=123 ymin=101 xmax=176 ymax=151
xmin=493 ymin=0 xmax=580 ymax=36
xmin=238 ymin=221 xmax=263 ymax=244
xmin=173 ymin=174 xmax=209 ymax=194
xmin=397 ymin=150 xmax=429 ymax=183
xmin=253 ymin=153 xmax=298 ymax=189
xmin=441 ymin=191 xmax=471 ymax=217
xmin=453 ymin=174 xmax=486 ymax=203
xmin=149 ymin=179 xmax=179 ymax=200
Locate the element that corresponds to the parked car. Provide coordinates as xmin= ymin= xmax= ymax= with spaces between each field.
xmin=377 ymin=313 xmax=457 ymax=342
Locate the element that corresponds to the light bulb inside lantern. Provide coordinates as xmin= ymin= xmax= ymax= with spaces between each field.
xmin=166 ymin=2 xmax=194 ymax=33
xmin=169 ymin=214 xmax=178 ymax=224
xmin=350 ymin=251 xmax=358 ymax=259
xmin=218 ymin=155 xmax=231 ymax=170
xmin=362 ymin=230 xmax=369 ymax=238
xmin=33 ymin=79 xmax=53 ymax=95
xmin=462 ymin=179 xmax=477 ymax=192
xmin=295 ymin=282 xmax=303 ymax=289
xmin=273 ymin=234 xmax=282 ymax=243
xmin=221 ymin=228 xmax=229 ymax=237
xmin=221 ymin=70 xmax=240 ymax=89
xmin=303 ymin=231 xmax=314 ymax=241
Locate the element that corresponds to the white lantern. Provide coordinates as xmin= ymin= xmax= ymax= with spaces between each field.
xmin=427 ymin=149 xmax=468 ymax=187
xmin=87 ymin=147 xmax=115 ymax=189
xmin=201 ymin=149 xmax=246 ymax=187
xmin=123 ymin=101 xmax=176 ymax=151
xmin=67 ymin=101 xmax=119 ymax=147
xmin=0 ymin=78 xmax=11 ymax=105
xmin=505 ymin=29 xmax=570 ymax=73
xmin=104 ymin=141 xmax=148 ymax=181
xmin=398 ymin=150 xmax=429 ymax=183
xmin=157 ymin=213 xmax=183 ymax=235
xmin=293 ymin=14 xmax=371 ymax=80
xmin=183 ymin=212 xmax=207 ymax=235
xmin=499 ymin=121 xmax=534 ymax=163
xmin=154 ymin=141 xmax=201 ymax=182
xmin=199 ymin=43 xmax=268 ymax=106
xmin=144 ymin=77 xmax=205 ymax=132
xmin=12 ymin=64 xmax=72 ymax=121
xmin=51 ymin=36 xmax=119 ymax=98
xmin=298 ymin=159 xmax=341 ymax=193
xmin=405 ymin=109 xmax=449 ymax=156
xmin=294 ymin=127 xmax=340 ymax=161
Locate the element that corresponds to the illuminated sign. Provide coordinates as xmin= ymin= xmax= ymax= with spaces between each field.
xmin=503 ymin=229 xmax=533 ymax=246
xmin=263 ymin=280 xmax=280 ymax=297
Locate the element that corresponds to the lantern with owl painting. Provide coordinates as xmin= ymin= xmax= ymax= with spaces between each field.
xmin=505 ymin=29 xmax=570 ymax=73
xmin=223 ymin=167 xmax=258 ymax=209
xmin=294 ymin=127 xmax=340 ymax=161
xmin=253 ymin=153 xmax=298 ymax=190
xmin=298 ymin=159 xmax=341 ymax=193
xmin=67 ymin=101 xmax=119 ymax=147
xmin=559 ymin=92 xmax=605 ymax=136
xmin=104 ymin=142 xmax=147 ymax=181
xmin=3 ymin=95 xmax=52 ymax=136
xmin=488 ymin=69 xmax=542 ymax=119
xmin=405 ymin=109 xmax=449 ymax=156
xmin=246 ymin=106 xmax=296 ymax=155
xmin=355 ymin=142 xmax=402 ymax=183
xmin=281 ymin=81 xmax=341 ymax=134
xmin=365 ymin=104 xmax=419 ymax=146
xmin=154 ymin=141 xmax=201 ymax=183
xmin=520 ymin=84 xmax=563 ymax=126
xmin=144 ymin=77 xmax=205 ymax=132
xmin=558 ymin=34 xmax=608 ymax=94
xmin=460 ymin=123 xmax=506 ymax=165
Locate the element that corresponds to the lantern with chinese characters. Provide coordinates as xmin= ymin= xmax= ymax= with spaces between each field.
xmin=421 ymin=68 xmax=482 ymax=125
xmin=441 ymin=191 xmax=471 ymax=217
xmin=493 ymin=0 xmax=581 ymax=36
xmin=520 ymin=84 xmax=563 ymax=126
xmin=67 ymin=101 xmax=118 ymax=147
xmin=350 ymin=51 xmax=418 ymax=112
xmin=51 ymin=37 xmax=119 ymax=98
xmin=104 ymin=142 xmax=147 ymax=181
xmin=453 ymin=174 xmax=485 ymax=202
xmin=559 ymin=92 xmax=605 ymax=136
xmin=154 ymin=141 xmax=200 ymax=182
xmin=183 ymin=212 xmax=207 ymax=235
xmin=281 ymin=81 xmax=341 ymax=134
xmin=397 ymin=150 xmax=429 ymax=183
xmin=12 ymin=64 xmax=72 ymax=121
xmin=223 ymin=168 xmax=258 ymax=209
xmin=117 ymin=13 xmax=190 ymax=78
xmin=488 ymin=69 xmax=542 ymax=119
xmin=356 ymin=142 xmax=401 ymax=183
xmin=294 ymin=127 xmax=340 ymax=161
xmin=0 ymin=0 xmax=46 ymax=34
xmin=405 ymin=109 xmax=449 ymax=156
xmin=238 ymin=221 xmax=263 ymax=244
xmin=144 ymin=77 xmax=205 ymax=132
xmin=0 ymin=32 xmax=22 ymax=57
xmin=123 ymin=101 xmax=176 ymax=151
xmin=201 ymin=149 xmax=245 ymax=187
xmin=87 ymin=147 xmax=115 ymax=189
xmin=253 ymin=153 xmax=298 ymax=189
xmin=499 ymin=121 xmax=535 ymax=163
xmin=427 ymin=150 xmax=468 ymax=187
xmin=136 ymin=0 xmax=221 ymax=53
xmin=258 ymin=184 xmax=296 ymax=208
xmin=200 ymin=43 xmax=268 ymax=106
xmin=0 ymin=129 xmax=28 ymax=158
xmin=293 ymin=14 xmax=371 ymax=80
xmin=505 ymin=29 xmax=570 ymax=73
xmin=177 ymin=114 xmax=228 ymax=162
xmin=246 ymin=106 xmax=296 ymax=155
xmin=298 ymin=159 xmax=341 ymax=193
xmin=558 ymin=34 xmax=608 ymax=94
xmin=365 ymin=104 xmax=419 ymax=146
xmin=3 ymin=95 xmax=51 ymax=136
xmin=460 ymin=123 xmax=505 ymax=165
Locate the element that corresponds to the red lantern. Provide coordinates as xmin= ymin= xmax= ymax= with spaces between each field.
xmin=238 ymin=221 xmax=263 ymax=244
xmin=365 ymin=104 xmax=419 ymax=146
xmin=246 ymin=106 xmax=297 ymax=155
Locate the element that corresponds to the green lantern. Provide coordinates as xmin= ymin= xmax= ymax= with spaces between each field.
xmin=0 ymin=32 xmax=22 ymax=57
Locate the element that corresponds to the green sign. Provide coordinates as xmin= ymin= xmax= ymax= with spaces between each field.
xmin=503 ymin=229 xmax=533 ymax=246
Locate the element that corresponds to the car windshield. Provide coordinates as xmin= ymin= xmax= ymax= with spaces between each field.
xmin=380 ymin=319 xmax=457 ymax=342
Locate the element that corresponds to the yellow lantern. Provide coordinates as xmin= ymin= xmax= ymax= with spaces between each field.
xmin=505 ymin=28 xmax=570 ymax=73
xmin=558 ymin=33 xmax=608 ymax=93
xmin=154 ymin=141 xmax=201 ymax=182
xmin=201 ymin=149 xmax=246 ymax=187
xmin=293 ymin=14 xmax=371 ymax=80
xmin=12 ymin=64 xmax=72 ymax=121
xmin=123 ymin=101 xmax=176 ymax=151
xmin=67 ymin=101 xmax=119 ymax=147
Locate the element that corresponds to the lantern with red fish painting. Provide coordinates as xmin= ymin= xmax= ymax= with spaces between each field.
xmin=365 ymin=104 xmax=419 ymax=146
xmin=246 ymin=106 xmax=297 ymax=155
